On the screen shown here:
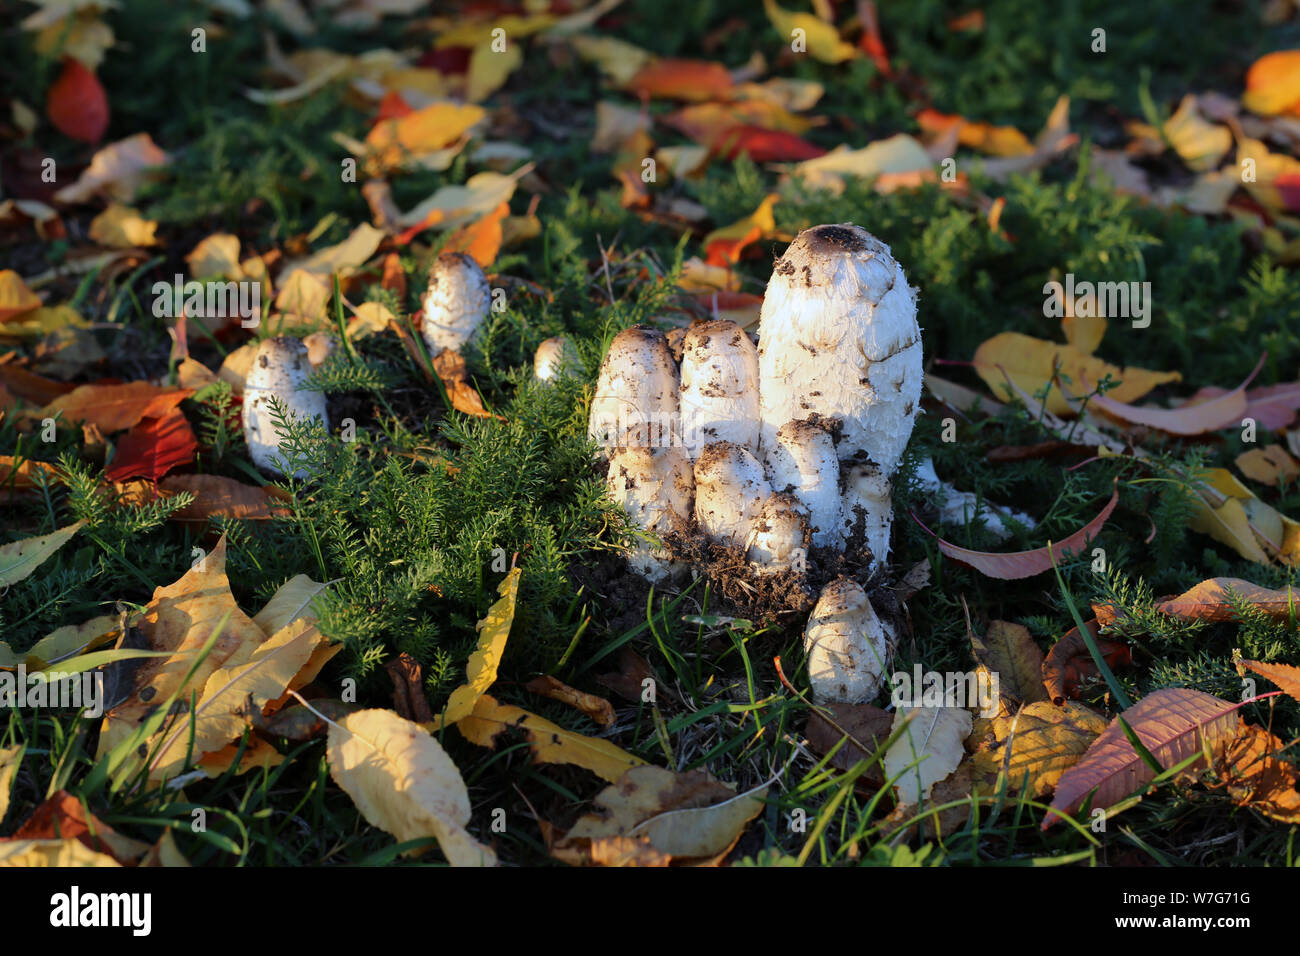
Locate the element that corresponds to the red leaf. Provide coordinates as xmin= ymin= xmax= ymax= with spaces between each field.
xmin=1041 ymin=619 xmax=1132 ymax=704
xmin=419 ymin=46 xmax=471 ymax=75
xmin=913 ymin=481 xmax=1119 ymax=580
xmin=1278 ymin=172 xmax=1300 ymax=213
xmin=1042 ymin=689 xmax=1241 ymax=828
xmin=376 ymin=91 xmax=414 ymax=122
xmin=1082 ymin=353 xmax=1265 ymax=436
xmin=626 ymin=59 xmax=733 ymax=101
xmin=104 ymin=409 xmax=198 ymax=482
xmin=46 ymin=59 xmax=109 ymax=144
xmin=712 ymin=126 xmax=826 ymax=162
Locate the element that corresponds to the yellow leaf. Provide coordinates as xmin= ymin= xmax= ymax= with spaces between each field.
xmin=197 ymin=736 xmax=285 ymax=778
xmin=395 ymin=171 xmax=520 ymax=232
xmin=762 ymin=0 xmax=856 ymax=63
xmin=186 ymin=233 xmax=243 ymax=280
xmin=286 ymin=223 xmax=385 ymax=277
xmin=793 ymin=134 xmax=932 ymax=193
xmin=0 ymin=744 xmax=23 ymax=823
xmin=252 ymin=574 xmax=329 ymax=636
xmin=1236 ymin=445 xmax=1300 ymax=487
xmin=0 ymin=520 xmax=85 ymax=588
xmin=348 ymin=302 xmax=396 ymax=341
xmin=457 ymin=694 xmax=645 ymax=782
xmin=0 ymin=270 xmax=42 ymax=323
xmin=467 ymin=41 xmax=522 ymax=102
xmin=972 ymin=332 xmax=1180 ymax=415
xmin=982 ymin=701 xmax=1108 ymax=797
xmin=23 ymin=614 xmax=118 ymax=670
xmin=701 ymin=193 xmax=779 ymax=250
xmin=1162 ymin=95 xmax=1232 ymax=172
xmin=53 ymin=132 xmax=170 ymax=204
xmin=365 ymin=102 xmax=485 ymax=174
xmin=328 ymin=708 xmax=496 ymax=866
xmin=0 ymin=839 xmax=120 ymax=867
xmin=34 ymin=13 xmax=115 ymax=69
xmin=273 ymin=269 xmax=331 ymax=324
xmin=1238 ymin=136 xmax=1300 ymax=212
xmin=88 ymin=203 xmax=158 ymax=248
xmin=0 ymin=305 xmax=87 ymax=342
xmin=443 ymin=567 xmax=520 ymax=724
xmin=570 ymin=34 xmax=655 ymax=86
xmin=883 ymin=705 xmax=971 ymax=806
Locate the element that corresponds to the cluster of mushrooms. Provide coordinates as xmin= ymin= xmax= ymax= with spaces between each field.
xmin=240 ymin=226 xmax=928 ymax=705
xmin=585 ymin=223 xmax=923 ymax=704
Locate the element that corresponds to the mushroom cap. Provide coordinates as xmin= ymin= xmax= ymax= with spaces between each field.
xmin=420 ymin=252 xmax=491 ymax=355
xmin=757 ymin=223 xmax=921 ymax=476
xmin=679 ymin=319 xmax=760 ymax=457
xmin=588 ymin=326 xmax=681 ymax=454
xmin=606 ymin=444 xmax=694 ymax=581
xmin=746 ymin=492 xmax=810 ymax=573
xmin=693 ymin=440 xmax=770 ymax=546
xmin=765 ymin=418 xmax=841 ymax=549
xmin=242 ymin=336 xmax=328 ymax=478
xmin=803 ymin=577 xmax=892 ymax=704
xmin=533 ymin=335 xmax=578 ymax=382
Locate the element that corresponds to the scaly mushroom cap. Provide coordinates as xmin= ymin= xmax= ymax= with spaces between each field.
xmin=588 ymin=326 xmax=680 ymax=455
xmin=757 ymin=223 xmax=922 ymax=478
xmin=605 ymin=445 xmax=694 ymax=581
xmin=679 ymin=319 xmax=761 ymax=458
xmin=765 ymin=418 xmax=842 ymax=549
xmin=534 ymin=335 xmax=578 ymax=382
xmin=746 ymin=492 xmax=810 ymax=574
xmin=840 ymin=462 xmax=893 ymax=566
xmin=421 ymin=252 xmax=491 ymax=355
xmin=803 ymin=577 xmax=893 ymax=704
xmin=242 ymin=336 xmax=328 ymax=478
xmin=693 ymin=440 xmax=770 ymax=546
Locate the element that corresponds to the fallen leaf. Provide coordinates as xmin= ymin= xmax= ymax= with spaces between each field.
xmin=87 ymin=204 xmax=158 ymax=248
xmin=552 ymin=765 xmax=765 ymax=866
xmin=916 ymin=109 xmax=1033 ymax=157
xmin=328 ymin=708 xmax=496 ymax=865
xmin=466 ymin=41 xmax=522 ymax=102
xmin=804 ymin=701 xmax=894 ymax=785
xmin=386 ymin=652 xmax=434 ymax=723
xmin=441 ymin=200 xmax=507 ymax=268
xmin=570 ymin=34 xmax=655 ymax=87
xmin=1082 ymin=354 xmax=1263 ymax=435
xmin=43 ymin=381 xmax=191 ymax=433
xmin=793 ymin=134 xmax=932 ymax=193
xmin=1187 ymin=466 xmax=1300 ymax=566
xmin=916 ymin=482 xmax=1119 ymax=580
xmin=1127 ymin=95 xmax=1231 ymax=172
xmin=158 ymin=474 xmax=289 ymax=522
xmin=103 ymin=408 xmax=198 ymax=482
xmin=1236 ymin=445 xmax=1300 ymax=486
xmin=185 ymin=233 xmax=243 ymax=280
xmin=0 ymin=363 xmax=74 ymax=404
xmin=53 ymin=132 xmax=170 ymax=204
xmin=883 ymin=704 xmax=972 ymax=806
xmin=594 ymin=647 xmax=660 ymax=703
xmin=524 ymin=675 xmax=615 ymax=727
xmin=252 ymin=574 xmax=328 ymax=637
xmin=625 ymin=59 xmax=733 ymax=101
xmin=0 ymin=520 xmax=86 ymax=588
xmin=1216 ymin=723 xmax=1300 ymax=823
xmin=1240 ymin=658 xmax=1300 ymax=704
xmin=0 ymin=271 xmax=42 ymax=323
xmin=1157 ymin=578 xmax=1299 ymax=622
xmin=1244 ymin=50 xmax=1300 ymax=116
xmin=977 ymin=96 xmax=1075 ymax=181
xmin=981 ymin=700 xmax=1109 ymax=797
xmin=17 ymin=614 xmax=118 ymax=671
xmin=197 ymin=735 xmax=285 ymax=778
xmin=0 ymin=745 xmax=22 ymax=823
xmin=0 ymin=455 xmax=58 ymax=492
xmin=431 ymin=348 xmax=498 ymax=418
xmin=364 ymin=102 xmax=484 ymax=174
xmin=973 ymin=331 xmax=1180 ymax=415
xmin=456 ymin=693 xmax=644 ymax=783
xmin=712 ymin=126 xmax=826 ymax=162
xmin=762 ymin=0 xmax=856 ymax=63
xmin=1043 ymin=688 xmax=1240 ymax=828
xmin=11 ymin=790 xmax=149 ymax=864
xmin=46 ymin=58 xmax=108 ymax=143
xmin=702 ymin=193 xmax=778 ymax=266
xmin=970 ymin=619 xmax=1048 ymax=710
xmin=1041 ymin=619 xmax=1132 ymax=704
xmin=434 ymin=566 xmax=520 ymax=724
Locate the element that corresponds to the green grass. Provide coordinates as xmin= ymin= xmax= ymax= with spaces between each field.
xmin=2 ymin=0 xmax=1300 ymax=866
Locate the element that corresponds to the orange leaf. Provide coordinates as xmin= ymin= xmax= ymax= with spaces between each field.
xmin=1041 ymin=619 xmax=1131 ymax=705
xmin=158 ymin=473 xmax=291 ymax=522
xmin=1235 ymin=445 xmax=1300 ymax=487
xmin=1043 ymin=689 xmax=1241 ymax=828
xmin=1244 ymin=50 xmax=1300 ymax=116
xmin=0 ymin=362 xmax=75 ymax=404
xmin=103 ymin=408 xmax=198 ymax=482
xmin=914 ymin=481 xmax=1119 ymax=580
xmin=43 ymin=381 xmax=192 ymax=433
xmin=1157 ymin=578 xmax=1300 ymax=622
xmin=1240 ymin=658 xmax=1300 ymax=704
xmin=46 ymin=58 xmax=109 ymax=144
xmin=524 ymin=675 xmax=616 ymax=727
xmin=431 ymin=349 xmax=500 ymax=420
xmin=0 ymin=455 xmax=58 ymax=491
xmin=380 ymin=252 xmax=407 ymax=299
xmin=711 ymin=126 xmax=826 ymax=162
xmin=626 ymin=59 xmax=733 ymax=101
xmin=1216 ymin=723 xmax=1300 ymax=823
xmin=442 ymin=202 xmax=507 ymax=268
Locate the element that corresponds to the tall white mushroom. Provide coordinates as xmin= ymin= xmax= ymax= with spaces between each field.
xmin=421 ymin=252 xmax=491 ymax=355
xmin=605 ymin=445 xmax=694 ymax=582
xmin=242 ymin=336 xmax=328 ymax=479
xmin=693 ymin=441 xmax=770 ymax=547
xmin=803 ymin=577 xmax=893 ymax=704
xmin=765 ymin=418 xmax=841 ymax=549
xmin=757 ymin=224 xmax=922 ymax=568
xmin=678 ymin=319 xmax=760 ymax=457
xmin=588 ymin=327 xmax=680 ymax=454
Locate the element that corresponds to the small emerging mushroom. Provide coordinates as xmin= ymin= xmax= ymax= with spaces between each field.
xmin=605 ymin=445 xmax=694 ymax=582
xmin=421 ymin=252 xmax=491 ymax=355
xmin=693 ymin=440 xmax=770 ymax=547
xmin=678 ymin=319 xmax=760 ymax=457
xmin=803 ymin=577 xmax=893 ymax=704
xmin=533 ymin=335 xmax=578 ymax=383
xmin=242 ymin=336 xmax=328 ymax=479
xmin=588 ymin=326 xmax=680 ymax=454
xmin=765 ymin=418 xmax=841 ymax=549
xmin=840 ymin=462 xmax=893 ymax=566
xmin=746 ymin=492 xmax=810 ymax=573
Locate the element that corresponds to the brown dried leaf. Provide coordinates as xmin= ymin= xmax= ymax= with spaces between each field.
xmin=1041 ymin=619 xmax=1132 ymax=705
xmin=970 ymin=619 xmax=1048 ymax=709
xmin=1216 ymin=723 xmax=1300 ymax=823
xmin=1157 ymin=578 xmax=1299 ymax=622
xmin=386 ymin=652 xmax=434 ymax=723
xmin=1236 ymin=445 xmax=1300 ymax=487
xmin=804 ymin=702 xmax=894 ymax=786
xmin=525 ymin=675 xmax=616 ymax=727
xmin=1240 ymin=658 xmax=1300 ymax=705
